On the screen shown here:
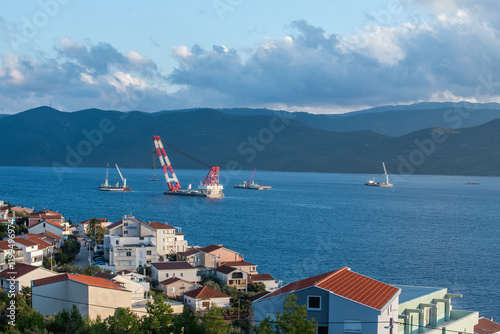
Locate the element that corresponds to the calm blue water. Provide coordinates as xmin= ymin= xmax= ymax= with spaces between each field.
xmin=1 ymin=166 xmax=499 ymax=319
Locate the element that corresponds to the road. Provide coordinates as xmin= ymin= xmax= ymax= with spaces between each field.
xmin=74 ymin=238 xmax=92 ymax=267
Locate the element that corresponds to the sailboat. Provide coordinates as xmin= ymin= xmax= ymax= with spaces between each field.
xmin=365 ymin=162 xmax=393 ymax=187
xmin=234 ymin=168 xmax=272 ymax=190
xmin=148 ymin=148 xmax=160 ymax=181
xmin=98 ymin=163 xmax=132 ymax=191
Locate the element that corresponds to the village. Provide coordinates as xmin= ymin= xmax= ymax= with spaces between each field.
xmin=0 ymin=199 xmax=498 ymax=334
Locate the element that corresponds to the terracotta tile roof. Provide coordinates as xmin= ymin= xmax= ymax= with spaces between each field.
xmin=116 ymin=269 xmax=133 ymax=275
xmin=33 ymin=273 xmax=126 ymax=291
xmin=215 ymin=265 xmax=241 ymax=274
xmin=0 ymin=240 xmax=20 ymax=250
xmin=30 ymin=220 xmax=63 ymax=230
xmin=148 ymin=222 xmax=176 ymax=229
xmin=475 ymin=317 xmax=500 ymax=334
xmin=159 ymin=277 xmax=196 ymax=286
xmin=183 ymin=286 xmax=229 ymax=299
xmin=106 ymin=219 xmax=123 ymax=231
xmin=249 ymin=291 xmax=270 ymax=302
xmin=41 ymin=231 xmax=63 ymax=240
xmin=179 ymin=249 xmax=202 ymax=257
xmin=221 ymin=261 xmax=256 ymax=267
xmin=199 ymin=244 xmax=223 ymax=253
xmin=151 ymin=261 xmax=195 ymax=270
xmin=93 ymin=272 xmax=117 ymax=280
xmin=14 ymin=237 xmax=38 ymax=247
xmin=175 ymin=232 xmax=184 ymax=235
xmin=0 ymin=263 xmax=39 ymax=279
xmin=260 ymin=267 xmax=399 ymax=311
xmin=30 ymin=209 xmax=61 ymax=218
xmin=250 ymin=273 xmax=275 ymax=282
xmin=25 ymin=236 xmax=52 ymax=249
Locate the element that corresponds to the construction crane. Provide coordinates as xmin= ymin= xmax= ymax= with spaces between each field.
xmin=152 ymin=135 xmax=224 ymax=198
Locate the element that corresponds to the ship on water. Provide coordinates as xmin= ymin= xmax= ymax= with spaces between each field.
xmin=98 ymin=163 xmax=132 ymax=191
xmin=234 ymin=168 xmax=271 ymax=190
xmin=365 ymin=162 xmax=393 ymax=187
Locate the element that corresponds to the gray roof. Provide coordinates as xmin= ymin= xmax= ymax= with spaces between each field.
xmin=151 ymin=261 xmax=195 ymax=270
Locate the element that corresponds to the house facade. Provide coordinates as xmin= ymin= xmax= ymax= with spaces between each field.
xmin=199 ymin=244 xmax=243 ymax=263
xmin=221 ymin=261 xmax=258 ymax=275
xmin=106 ymin=236 xmax=158 ymax=271
xmin=14 ymin=237 xmax=43 ymax=266
xmin=396 ymin=285 xmax=479 ymax=334
xmin=252 ymin=267 xmax=401 ymax=334
xmin=183 ymin=286 xmax=230 ymax=311
xmin=179 ymin=248 xmax=219 ymax=269
xmin=159 ymin=277 xmax=201 ymax=299
xmin=28 ymin=209 xmax=70 ymax=236
xmin=214 ymin=265 xmax=248 ymax=291
xmin=0 ymin=263 xmax=59 ymax=293
xmin=28 ymin=220 xmax=66 ymax=238
xmin=250 ymin=273 xmax=279 ymax=292
xmin=32 ymin=273 xmax=131 ymax=320
xmin=151 ymin=261 xmax=199 ymax=283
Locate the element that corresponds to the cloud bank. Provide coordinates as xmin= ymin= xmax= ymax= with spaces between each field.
xmin=1 ymin=0 xmax=500 ymax=114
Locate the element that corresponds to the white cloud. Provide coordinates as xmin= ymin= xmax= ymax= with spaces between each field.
xmin=171 ymin=46 xmax=192 ymax=58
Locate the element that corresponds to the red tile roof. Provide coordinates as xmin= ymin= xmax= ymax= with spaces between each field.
xmin=25 ymin=236 xmax=52 ymax=249
xmin=261 ymin=267 xmax=399 ymax=311
xmin=151 ymin=261 xmax=195 ymax=270
xmin=116 ymin=269 xmax=133 ymax=275
xmin=14 ymin=237 xmax=38 ymax=247
xmin=199 ymin=244 xmax=223 ymax=253
xmin=221 ymin=261 xmax=256 ymax=267
xmin=159 ymin=277 xmax=197 ymax=286
xmin=93 ymin=272 xmax=117 ymax=280
xmin=0 ymin=263 xmax=39 ymax=279
xmin=0 ymin=240 xmax=20 ymax=250
xmin=179 ymin=248 xmax=202 ymax=257
xmin=30 ymin=209 xmax=61 ymax=218
xmin=40 ymin=231 xmax=63 ymax=240
xmin=475 ymin=317 xmax=500 ymax=334
xmin=106 ymin=219 xmax=123 ymax=231
xmin=250 ymin=273 xmax=275 ymax=282
xmin=148 ymin=222 xmax=176 ymax=229
xmin=215 ymin=265 xmax=241 ymax=274
xmin=183 ymin=286 xmax=229 ymax=299
xmin=33 ymin=273 xmax=126 ymax=291
xmin=29 ymin=220 xmax=63 ymax=230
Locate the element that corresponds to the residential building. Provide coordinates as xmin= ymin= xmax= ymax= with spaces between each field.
xmin=221 ymin=261 xmax=258 ymax=275
xmin=475 ymin=317 xmax=500 ymax=334
xmin=252 ymin=267 xmax=401 ymax=334
xmin=396 ymin=285 xmax=479 ymax=334
xmin=28 ymin=220 xmax=66 ymax=238
xmin=199 ymin=244 xmax=243 ymax=264
xmin=116 ymin=270 xmax=150 ymax=293
xmin=105 ymin=215 xmax=188 ymax=261
xmin=106 ymin=236 xmax=157 ymax=272
xmin=159 ymin=277 xmax=201 ymax=300
xmin=250 ymin=273 xmax=279 ymax=292
xmin=151 ymin=261 xmax=199 ymax=283
xmin=0 ymin=263 xmax=59 ymax=293
xmin=178 ymin=248 xmax=218 ymax=269
xmin=19 ymin=234 xmax=54 ymax=257
xmin=0 ymin=202 xmax=15 ymax=225
xmin=32 ymin=273 xmax=131 ymax=320
xmin=0 ymin=240 xmax=23 ymax=269
xmin=28 ymin=209 xmax=70 ymax=236
xmin=94 ymin=272 xmax=148 ymax=300
xmin=14 ymin=237 xmax=43 ymax=266
xmin=183 ymin=286 xmax=230 ymax=311
xmin=34 ymin=231 xmax=63 ymax=248
xmin=79 ymin=218 xmax=110 ymax=236
xmin=214 ymin=265 xmax=248 ymax=291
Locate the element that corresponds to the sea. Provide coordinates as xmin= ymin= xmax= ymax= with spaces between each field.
xmin=1 ymin=166 xmax=499 ymax=320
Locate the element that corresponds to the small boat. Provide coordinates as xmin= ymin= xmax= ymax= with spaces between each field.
xmin=234 ymin=168 xmax=272 ymax=190
xmin=365 ymin=162 xmax=393 ymax=187
xmin=466 ymin=182 xmax=480 ymax=185
xmin=98 ymin=163 xmax=132 ymax=191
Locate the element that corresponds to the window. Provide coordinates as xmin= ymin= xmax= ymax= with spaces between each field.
xmin=307 ymin=296 xmax=321 ymax=310
xmin=43 ymin=223 xmax=46 ymax=227
xmin=317 ymin=326 xmax=328 ymax=334
xmin=232 ymin=272 xmax=243 ymax=279
xmin=180 ymin=273 xmax=183 ymax=277
xmin=124 ymin=223 xmax=128 ymax=226
xmin=344 ymin=320 xmax=362 ymax=333
xmin=124 ymin=230 xmax=128 ymax=235
xmin=126 ymin=252 xmax=131 ymax=257
xmin=166 ymin=273 xmax=169 ymax=278
xmin=115 ymin=240 xmax=119 ymax=245
xmin=171 ymin=287 xmax=175 ymax=293
xmin=202 ymin=301 xmax=210 ymax=309
xmin=147 ymin=251 xmax=151 ymax=255
xmin=252 ymin=267 xmax=256 ymax=271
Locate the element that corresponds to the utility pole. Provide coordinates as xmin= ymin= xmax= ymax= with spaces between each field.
xmin=389 ymin=318 xmax=393 ymax=334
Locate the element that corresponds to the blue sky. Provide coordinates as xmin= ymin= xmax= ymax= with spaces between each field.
xmin=0 ymin=0 xmax=499 ymax=114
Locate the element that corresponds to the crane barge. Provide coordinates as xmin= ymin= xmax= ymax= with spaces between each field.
xmin=152 ymin=135 xmax=224 ymax=198
xmin=98 ymin=163 xmax=132 ymax=191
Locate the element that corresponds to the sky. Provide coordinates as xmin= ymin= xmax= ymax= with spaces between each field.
xmin=0 ymin=0 xmax=499 ymax=114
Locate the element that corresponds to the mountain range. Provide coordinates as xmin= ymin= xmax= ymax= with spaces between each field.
xmin=1 ymin=103 xmax=500 ymax=176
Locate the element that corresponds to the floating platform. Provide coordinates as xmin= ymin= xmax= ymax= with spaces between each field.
xmin=164 ymin=190 xmax=224 ymax=198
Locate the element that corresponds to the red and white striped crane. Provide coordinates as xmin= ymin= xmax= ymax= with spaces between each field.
xmin=152 ymin=135 xmax=182 ymax=192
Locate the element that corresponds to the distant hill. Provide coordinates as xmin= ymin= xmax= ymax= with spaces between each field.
xmin=1 ymin=106 xmax=500 ymax=176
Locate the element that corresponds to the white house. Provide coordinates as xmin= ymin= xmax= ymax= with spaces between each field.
xmin=214 ymin=265 xmax=248 ymax=291
xmin=252 ymin=267 xmax=401 ymax=334
xmin=14 ymin=237 xmax=43 ymax=266
xmin=183 ymin=286 xmax=230 ymax=311
xmin=105 ymin=235 xmax=158 ymax=271
xmin=150 ymin=261 xmax=199 ymax=283
xmin=28 ymin=220 xmax=66 ymax=239
xmin=249 ymin=273 xmax=279 ymax=292
xmin=94 ymin=272 xmax=147 ymax=300
xmin=0 ymin=263 xmax=59 ymax=293
xmin=28 ymin=209 xmax=70 ymax=236
xmin=32 ymin=273 xmax=131 ymax=320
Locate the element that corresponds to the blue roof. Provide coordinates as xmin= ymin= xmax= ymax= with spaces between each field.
xmin=394 ymin=285 xmax=444 ymax=304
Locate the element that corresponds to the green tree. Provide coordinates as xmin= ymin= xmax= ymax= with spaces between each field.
xmin=165 ymin=251 xmax=179 ymax=261
xmin=172 ymin=306 xmax=205 ymax=334
xmin=202 ymin=306 xmax=230 ymax=334
xmin=247 ymin=282 xmax=266 ymax=294
xmin=107 ymin=307 xmax=141 ymax=334
xmin=85 ymin=218 xmax=105 ymax=244
xmin=45 ymin=304 xmax=84 ymax=334
xmin=254 ymin=294 xmax=317 ymax=334
xmin=141 ymin=295 xmax=174 ymax=333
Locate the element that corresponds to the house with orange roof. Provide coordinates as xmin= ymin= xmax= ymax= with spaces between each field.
xmin=178 ymin=247 xmax=219 ymax=269
xmin=28 ymin=219 xmax=67 ymax=239
xmin=20 ymin=234 xmax=54 ymax=257
xmin=32 ymin=272 xmax=131 ymax=320
xmin=0 ymin=263 xmax=59 ymax=293
xmin=475 ymin=317 xmax=500 ymax=334
xmin=14 ymin=237 xmax=43 ymax=266
xmin=221 ymin=260 xmax=258 ymax=275
xmin=183 ymin=286 xmax=230 ymax=311
xmin=252 ymin=267 xmax=401 ymax=334
xmin=35 ymin=231 xmax=63 ymax=248
xmin=214 ymin=265 xmax=248 ymax=291
xmin=0 ymin=240 xmax=24 ymax=269
xmin=396 ymin=285 xmax=478 ymax=334
xmin=28 ymin=209 xmax=70 ymax=236
xmin=199 ymin=244 xmax=243 ymax=263
xmin=159 ymin=277 xmax=201 ymax=300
